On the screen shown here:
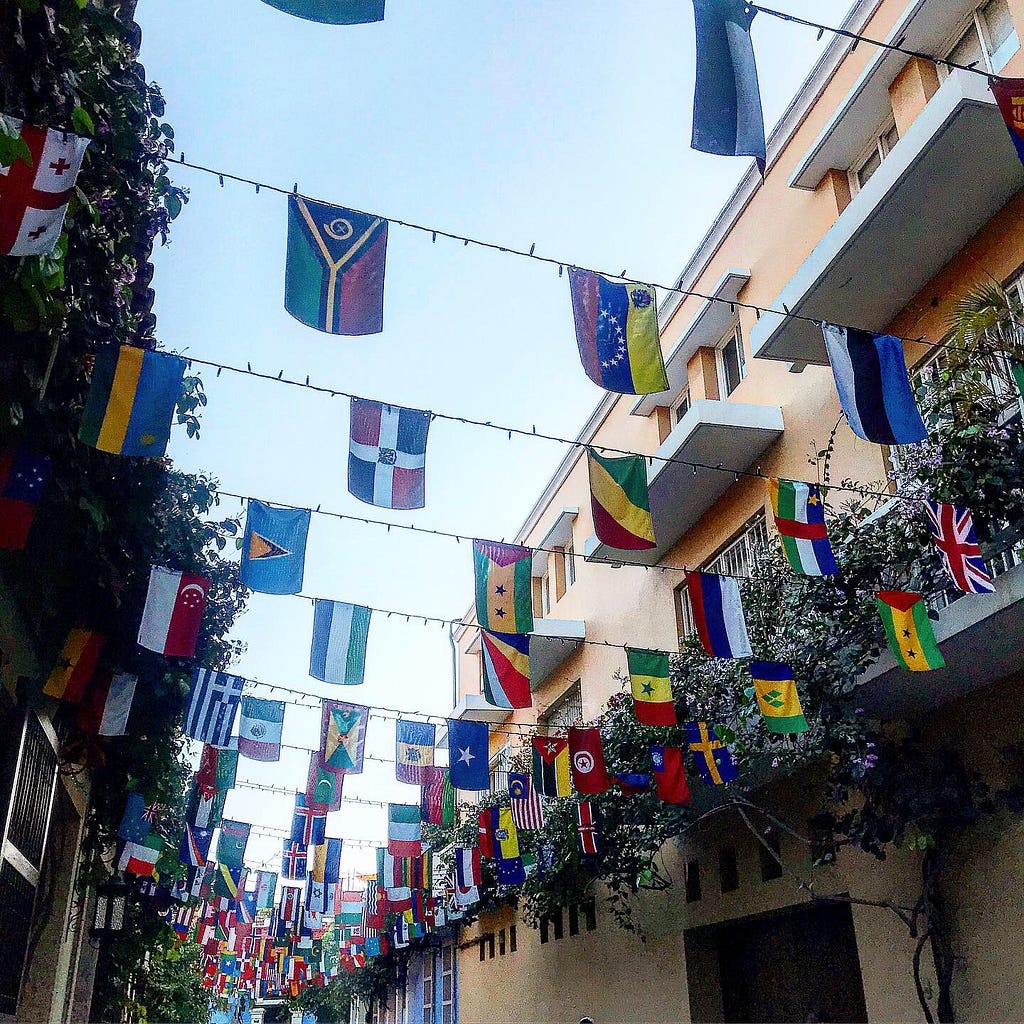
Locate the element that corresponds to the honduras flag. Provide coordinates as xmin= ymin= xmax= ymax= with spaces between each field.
xmin=239 ymin=500 xmax=310 ymax=595
xmin=348 ymin=398 xmax=431 ymax=510
xmin=685 ymin=571 xmax=752 ymax=658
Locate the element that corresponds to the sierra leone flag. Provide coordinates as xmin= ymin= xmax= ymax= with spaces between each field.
xmin=259 ymin=0 xmax=384 ymax=23
xmin=767 ymin=478 xmax=838 ymax=576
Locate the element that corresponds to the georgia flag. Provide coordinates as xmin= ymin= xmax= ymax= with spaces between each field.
xmin=138 ymin=566 xmax=210 ymax=657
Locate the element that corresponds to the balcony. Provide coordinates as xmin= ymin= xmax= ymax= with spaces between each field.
xmin=449 ymin=694 xmax=513 ymax=725
xmin=751 ymin=68 xmax=1024 ymax=367
xmin=584 ymin=399 xmax=784 ymax=566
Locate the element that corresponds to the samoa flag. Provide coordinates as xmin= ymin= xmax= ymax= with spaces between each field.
xmin=347 ymin=398 xmax=431 ymax=510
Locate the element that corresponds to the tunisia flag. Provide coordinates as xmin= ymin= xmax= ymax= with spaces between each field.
xmin=567 ymin=727 xmax=611 ymax=794
xmin=138 ymin=566 xmax=210 ymax=657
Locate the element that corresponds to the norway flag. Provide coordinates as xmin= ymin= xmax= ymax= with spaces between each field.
xmin=347 ymin=398 xmax=430 ymax=510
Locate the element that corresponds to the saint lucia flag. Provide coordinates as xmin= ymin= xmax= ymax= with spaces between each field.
xmin=310 ymin=600 xmax=372 ymax=685
xmin=285 ymin=196 xmax=387 ymax=335
xmin=240 ymin=501 xmax=310 ymax=595
xmin=259 ymin=0 xmax=385 ymax=24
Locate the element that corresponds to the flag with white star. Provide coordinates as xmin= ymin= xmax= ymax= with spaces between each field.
xmin=446 ymin=718 xmax=489 ymax=791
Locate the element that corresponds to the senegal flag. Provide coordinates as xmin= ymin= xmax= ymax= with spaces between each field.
xmin=876 ymin=591 xmax=945 ymax=671
xmin=472 ymin=540 xmax=533 ymax=633
xmin=749 ymin=661 xmax=808 ymax=734
xmin=626 ymin=648 xmax=676 ymax=725
xmin=588 ymin=450 xmax=656 ymax=551
xmin=260 ymin=0 xmax=385 ymax=23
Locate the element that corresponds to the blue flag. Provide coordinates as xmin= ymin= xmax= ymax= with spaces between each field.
xmin=495 ymin=856 xmax=527 ymax=886
xmin=239 ymin=500 xmax=310 ymax=595
xmin=118 ymin=792 xmax=151 ymax=843
xmin=447 ymin=718 xmax=489 ymax=791
xmin=260 ymin=0 xmax=385 ymax=25
xmin=324 ymin=837 xmax=343 ymax=884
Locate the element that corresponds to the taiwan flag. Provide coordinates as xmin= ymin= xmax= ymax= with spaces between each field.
xmin=137 ymin=566 xmax=210 ymax=657
xmin=347 ymin=398 xmax=431 ymax=510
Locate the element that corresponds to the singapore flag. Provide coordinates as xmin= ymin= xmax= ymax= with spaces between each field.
xmin=138 ymin=566 xmax=210 ymax=657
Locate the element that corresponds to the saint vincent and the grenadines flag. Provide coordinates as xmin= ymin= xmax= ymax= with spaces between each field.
xmin=627 ymin=648 xmax=676 ymax=726
xmin=748 ymin=661 xmax=808 ymax=734
xmin=480 ymin=629 xmax=531 ymax=709
xmin=240 ymin=501 xmax=310 ymax=595
xmin=768 ymin=478 xmax=838 ymax=576
xmin=259 ymin=0 xmax=384 ymax=24
xmin=473 ymin=540 xmax=533 ymax=634
xmin=587 ymin=449 xmax=656 ymax=551
xmin=876 ymin=591 xmax=945 ymax=671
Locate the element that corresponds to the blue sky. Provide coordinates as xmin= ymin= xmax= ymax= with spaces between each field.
xmin=138 ymin=0 xmax=844 ymax=879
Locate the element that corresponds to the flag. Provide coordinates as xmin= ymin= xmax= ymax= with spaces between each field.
xmin=306 ymin=875 xmax=329 ymax=915
xmin=387 ymin=805 xmax=422 ymax=858
xmin=768 ymin=478 xmax=838 ymax=576
xmin=306 ymin=751 xmax=344 ymax=812
xmin=376 ymin=848 xmax=412 ymax=902
xmin=76 ymin=670 xmax=136 ymax=736
xmin=0 ymin=119 xmax=90 ymax=255
xmin=576 ymin=802 xmax=601 ymax=856
xmin=395 ymin=720 xmax=435 ymax=784
xmin=420 ymin=767 xmax=455 ymax=826
xmin=685 ymin=721 xmax=738 ymax=785
xmin=627 ymin=648 xmax=676 ymax=726
xmin=821 ymin=324 xmax=927 ymax=445
xmin=259 ymin=1 xmax=385 ymax=26
xmin=138 ymin=567 xmax=210 ymax=658
xmin=364 ymin=880 xmax=386 ymax=929
xmin=323 ymin=839 xmax=343 ymax=884
xmin=876 ymin=591 xmax=945 ymax=671
xmin=455 ymin=847 xmax=481 ymax=888
xmin=480 ymin=630 xmax=532 ymax=709
xmin=213 ymin=863 xmax=244 ymax=900
xmin=568 ymin=726 xmax=611 ymax=794
xmin=118 ymin=835 xmax=163 ymax=877
xmin=508 ymin=773 xmax=544 ymax=830
xmin=691 ymin=0 xmax=765 ymax=168
xmin=348 ymin=398 xmax=430 ymax=510
xmin=214 ymin=746 xmax=239 ymax=792
xmin=79 ymin=346 xmax=186 ymax=457
xmin=43 ymin=629 xmax=104 ymax=703
xmin=749 ymin=662 xmax=808 ymax=734
xmin=238 ymin=696 xmax=286 ymax=761
xmin=239 ymin=501 xmax=310 ymax=595
xmin=486 ymin=809 xmax=520 ymax=861
xmin=447 ymin=718 xmax=489 ymax=791
xmin=650 ymin=745 xmax=691 ymax=804
xmin=187 ymin=782 xmax=226 ymax=829
xmin=568 ymin=269 xmax=668 ymax=395
xmin=0 ymin=452 xmax=50 ymax=550
xmin=685 ymin=571 xmax=752 ymax=658
xmin=282 ymin=841 xmax=308 ymax=880
xmin=118 ymin=792 xmax=151 ymax=843
xmin=320 ymin=699 xmax=369 ymax=773
xmin=614 ymin=772 xmax=650 ymax=795
xmin=408 ymin=851 xmax=432 ymax=890
xmin=531 ymin=736 xmax=571 ymax=797
xmin=291 ymin=794 xmax=327 ymax=846
xmin=472 ymin=540 xmax=534 ymax=633
xmin=991 ymin=78 xmax=1024 ymax=166
xmin=285 ymin=195 xmax=386 ymax=335
xmin=278 ymin=887 xmax=302 ymax=935
xmin=924 ymin=501 xmax=994 ymax=595
xmin=587 ymin=449 xmax=656 ymax=550
xmin=184 ymin=668 xmax=245 ymax=747
xmin=495 ymin=857 xmax=526 ymax=886
xmin=180 ymin=824 xmax=214 ymax=869
xmin=309 ymin=600 xmax=371 ymax=685
xmin=339 ymin=892 xmax=363 ymax=927
xmin=217 ymin=820 xmax=251 ymax=868
xmin=256 ymin=871 xmax=279 ymax=910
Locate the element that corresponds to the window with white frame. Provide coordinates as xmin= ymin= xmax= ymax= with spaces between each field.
xmin=423 ymin=953 xmax=434 ymax=1023
xmin=717 ymin=323 xmax=747 ymax=396
xmin=944 ymin=0 xmax=1019 ymax=76
xmin=563 ymin=539 xmax=576 ymax=590
xmin=489 ymin=744 xmax=511 ymax=792
xmin=850 ymin=120 xmax=900 ymax=193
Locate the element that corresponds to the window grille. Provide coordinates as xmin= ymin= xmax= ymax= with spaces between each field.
xmin=539 ymin=682 xmax=583 ymax=732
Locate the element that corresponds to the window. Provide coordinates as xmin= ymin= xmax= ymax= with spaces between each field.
xmin=945 ymin=0 xmax=1018 ymax=76
xmin=533 ymin=572 xmax=551 ymax=619
xmin=424 ymin=950 xmax=435 ymax=1019
xmin=552 ymin=908 xmax=564 ymax=940
xmin=582 ymin=898 xmax=597 ymax=931
xmin=539 ymin=909 xmax=564 ymax=943
xmin=563 ymin=540 xmax=576 ymax=590
xmin=719 ymin=847 xmax=740 ymax=893
xmin=479 ymin=936 xmax=487 ymax=961
xmin=568 ymin=904 xmax=580 ymax=936
xmin=509 ymin=925 xmax=517 ymax=952
xmin=674 ymin=580 xmax=697 ymax=644
xmin=850 ymin=121 xmax=899 ymax=192
xmin=705 ymin=512 xmax=769 ymax=579
xmin=539 ymin=681 xmax=583 ymax=732
xmin=440 ymin=946 xmax=455 ymax=1024
xmin=539 ymin=917 xmax=549 ymax=944
xmin=685 ymin=859 xmax=703 ymax=903
xmin=673 ymin=389 xmax=692 ymax=426
xmin=487 ymin=933 xmax=495 ymax=958
xmin=498 ymin=928 xmax=506 ymax=955
xmin=489 ymin=745 xmax=511 ymax=793
xmin=717 ymin=324 xmax=746 ymax=396
xmin=758 ymin=828 xmax=783 ymax=882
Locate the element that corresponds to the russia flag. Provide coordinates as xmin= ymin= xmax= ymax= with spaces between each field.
xmin=685 ymin=571 xmax=753 ymax=658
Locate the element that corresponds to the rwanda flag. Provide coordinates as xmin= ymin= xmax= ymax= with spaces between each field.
xmin=748 ymin=661 xmax=808 ymax=734
xmin=285 ymin=196 xmax=387 ymax=335
xmin=240 ymin=500 xmax=310 ymax=595
xmin=473 ymin=540 xmax=534 ymax=634
xmin=587 ymin=450 xmax=656 ymax=550
xmin=260 ymin=0 xmax=384 ymax=23
xmin=876 ymin=591 xmax=945 ymax=671
xmin=768 ymin=478 xmax=838 ymax=576
xmin=480 ymin=630 xmax=531 ymax=709
xmin=627 ymin=648 xmax=676 ymax=726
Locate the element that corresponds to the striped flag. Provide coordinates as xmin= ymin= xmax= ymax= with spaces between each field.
xmin=183 ymin=668 xmax=244 ymax=747
xmin=77 ymin=671 xmax=137 ymax=736
xmin=309 ymin=600 xmax=372 ymax=685
xmin=576 ymin=802 xmax=601 ymax=856
xmin=508 ymin=773 xmax=544 ymax=830
xmin=455 ymin=847 xmax=481 ymax=888
xmin=768 ymin=478 xmax=838 ymax=576
xmin=627 ymin=648 xmax=676 ymax=726
xmin=419 ymin=766 xmax=454 ymax=826
xmin=685 ymin=571 xmax=752 ymax=658
xmin=587 ymin=449 xmax=656 ymax=550
xmin=237 ymin=696 xmax=285 ymax=761
xmin=876 ymin=591 xmax=945 ymax=671
xmin=43 ymin=629 xmax=105 ymax=703
xmin=387 ymin=804 xmax=422 ymax=858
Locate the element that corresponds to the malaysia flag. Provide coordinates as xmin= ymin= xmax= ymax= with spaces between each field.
xmin=138 ymin=566 xmax=210 ymax=657
xmin=347 ymin=398 xmax=430 ymax=509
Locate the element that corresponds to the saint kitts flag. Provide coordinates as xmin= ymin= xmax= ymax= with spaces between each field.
xmin=138 ymin=566 xmax=210 ymax=657
xmin=348 ymin=398 xmax=431 ymax=510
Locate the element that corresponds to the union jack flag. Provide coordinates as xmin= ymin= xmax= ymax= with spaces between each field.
xmin=924 ymin=501 xmax=994 ymax=595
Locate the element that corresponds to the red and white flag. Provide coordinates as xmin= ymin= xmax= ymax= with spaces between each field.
xmin=77 ymin=671 xmax=137 ymax=737
xmin=0 ymin=119 xmax=90 ymax=256
xmin=138 ymin=566 xmax=210 ymax=657
xmin=568 ymin=726 xmax=612 ymax=794
xmin=576 ymin=802 xmax=601 ymax=855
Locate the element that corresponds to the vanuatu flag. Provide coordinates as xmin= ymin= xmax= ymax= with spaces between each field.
xmin=748 ymin=661 xmax=808 ymax=734
xmin=568 ymin=269 xmax=668 ymax=395
xmin=259 ymin=0 xmax=385 ymax=23
xmin=587 ymin=449 xmax=656 ymax=550
xmin=79 ymin=346 xmax=186 ymax=457
xmin=531 ymin=736 xmax=571 ymax=797
xmin=473 ymin=540 xmax=534 ymax=633
xmin=767 ymin=478 xmax=837 ymax=576
xmin=480 ymin=629 xmax=531 ymax=709
xmin=876 ymin=591 xmax=945 ymax=671
xmin=627 ymin=648 xmax=676 ymax=726
xmin=285 ymin=196 xmax=387 ymax=335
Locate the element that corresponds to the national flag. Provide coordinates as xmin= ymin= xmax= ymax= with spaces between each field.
xmin=306 ymin=751 xmax=344 ymax=812
xmin=138 ymin=566 xmax=210 ymax=658
xmin=339 ymin=891 xmax=363 ymax=926
xmin=876 ymin=591 xmax=945 ymax=671
xmin=187 ymin=781 xmax=226 ymax=829
xmin=626 ymin=648 xmax=676 ymax=725
xmin=495 ymin=856 xmax=526 ymax=886
xmin=614 ymin=772 xmax=650 ymax=795
xmin=749 ymin=662 xmax=808 ymax=734
xmin=217 ymin=820 xmax=251 ymax=868
xmin=376 ymin=848 xmax=412 ymax=902
xmin=282 ymin=841 xmax=308 ymax=880
xmin=480 ymin=630 xmax=532 ymax=709
xmin=239 ymin=501 xmax=310 ymax=595
xmin=0 ymin=119 xmax=90 ymax=255
xmin=508 ymin=773 xmax=544 ymax=830
xmin=237 ymin=696 xmax=286 ymax=761
xmin=650 ymin=745 xmax=691 ymax=804
xmin=278 ymin=887 xmax=302 ymax=936
xmin=991 ymin=78 xmax=1024 ymax=166
xmin=364 ymin=880 xmax=386 ymax=929
xmin=395 ymin=720 xmax=435 ymax=784
xmin=260 ymin=1 xmax=384 ymax=25
xmin=419 ymin=766 xmax=455 ymax=826
xmin=79 ymin=346 xmax=186 ymax=457
xmin=576 ymin=803 xmax=601 ymax=856
xmin=118 ymin=792 xmax=151 ymax=843
xmin=309 ymin=601 xmax=372 ymax=685
xmin=821 ymin=324 xmax=928 ymax=445
xmin=408 ymin=851 xmax=432 ymax=891
xmin=184 ymin=668 xmax=245 ymax=747
xmin=685 ymin=721 xmax=738 ymax=785
xmin=924 ymin=501 xmax=994 ymax=595
xmin=179 ymin=823 xmax=214 ymax=868
xmin=256 ymin=871 xmax=279 ymax=910
xmin=323 ymin=838 xmax=343 ymax=884
xmin=284 ymin=195 xmax=387 ymax=335
xmin=587 ymin=449 xmax=656 ymax=550
xmin=447 ymin=718 xmax=489 ymax=791
xmin=685 ymin=571 xmax=752 ymax=658
xmin=195 ymin=744 xmax=220 ymax=796
xmin=214 ymin=746 xmax=239 ymax=792
xmin=213 ymin=863 xmax=244 ymax=900
xmin=291 ymin=794 xmax=327 ymax=846
xmin=76 ymin=670 xmax=137 ymax=736
xmin=320 ymin=699 xmax=369 ymax=773
xmin=472 ymin=540 xmax=534 ymax=634
xmin=43 ymin=629 xmax=105 ymax=703
xmin=0 ymin=452 xmax=50 ymax=550
xmin=568 ymin=269 xmax=668 ymax=395
xmin=531 ymin=736 xmax=571 ymax=797
xmin=568 ymin=726 xmax=611 ymax=794
xmin=767 ymin=478 xmax=838 ymax=576
xmin=348 ymin=398 xmax=431 ymax=510
xmin=305 ymin=875 xmax=329 ymax=915
xmin=691 ymin=0 xmax=766 ymax=168
xmin=387 ymin=804 xmax=422 ymax=858
xmin=118 ymin=835 xmax=163 ymax=877
xmin=488 ymin=806 xmax=520 ymax=861
xmin=454 ymin=847 xmax=482 ymax=889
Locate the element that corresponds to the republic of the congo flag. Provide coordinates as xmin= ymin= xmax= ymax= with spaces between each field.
xmin=587 ymin=449 xmax=656 ymax=550
xmin=79 ymin=346 xmax=186 ymax=457
xmin=767 ymin=478 xmax=838 ymax=576
xmin=748 ymin=661 xmax=808 ymax=734
xmin=480 ymin=629 xmax=531 ymax=709
xmin=473 ymin=540 xmax=533 ymax=633
xmin=285 ymin=196 xmax=387 ymax=335
xmin=568 ymin=269 xmax=668 ymax=395
xmin=876 ymin=591 xmax=945 ymax=671
xmin=259 ymin=0 xmax=384 ymax=23
xmin=627 ymin=648 xmax=676 ymax=726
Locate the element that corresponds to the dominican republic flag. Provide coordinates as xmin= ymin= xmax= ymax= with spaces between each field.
xmin=924 ymin=501 xmax=994 ymax=595
xmin=291 ymin=794 xmax=327 ymax=846
xmin=138 ymin=566 xmax=210 ymax=657
xmin=184 ymin=668 xmax=244 ymax=747
xmin=0 ymin=452 xmax=50 ymax=550
xmin=455 ymin=846 xmax=482 ymax=888
xmin=821 ymin=324 xmax=927 ymax=445
xmin=685 ymin=571 xmax=752 ymax=658
xmin=347 ymin=398 xmax=431 ymax=510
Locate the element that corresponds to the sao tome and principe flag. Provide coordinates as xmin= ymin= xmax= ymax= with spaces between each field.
xmin=239 ymin=501 xmax=310 ymax=595
xmin=480 ymin=629 xmax=531 ymax=709
xmin=320 ymin=699 xmax=369 ymax=773
xmin=309 ymin=600 xmax=371 ymax=685
xmin=627 ymin=648 xmax=676 ymax=726
xmin=395 ymin=720 xmax=435 ymax=785
xmin=748 ymin=661 xmax=808 ymax=734
xmin=348 ymin=398 xmax=430 ymax=510
xmin=686 ymin=571 xmax=752 ymax=658
xmin=768 ymin=478 xmax=838 ymax=576
xmin=0 ymin=452 xmax=50 ymax=550
xmin=138 ymin=566 xmax=209 ymax=658
xmin=44 ymin=629 xmax=105 ymax=703
xmin=258 ymin=0 xmax=385 ymax=24
xmin=587 ymin=449 xmax=656 ymax=550
xmin=876 ymin=591 xmax=945 ymax=671
xmin=685 ymin=721 xmax=738 ymax=785
xmin=531 ymin=735 xmax=571 ymax=797
xmin=651 ymin=745 xmax=691 ymax=804
xmin=473 ymin=540 xmax=534 ymax=633
xmin=924 ymin=500 xmax=994 ymax=595
xmin=237 ymin=696 xmax=286 ymax=761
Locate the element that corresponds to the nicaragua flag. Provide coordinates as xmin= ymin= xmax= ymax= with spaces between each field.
xmin=239 ymin=501 xmax=310 ymax=595
xmin=821 ymin=324 xmax=927 ymax=445
xmin=309 ymin=600 xmax=372 ymax=685
xmin=348 ymin=398 xmax=431 ymax=510
xmin=685 ymin=571 xmax=752 ymax=658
